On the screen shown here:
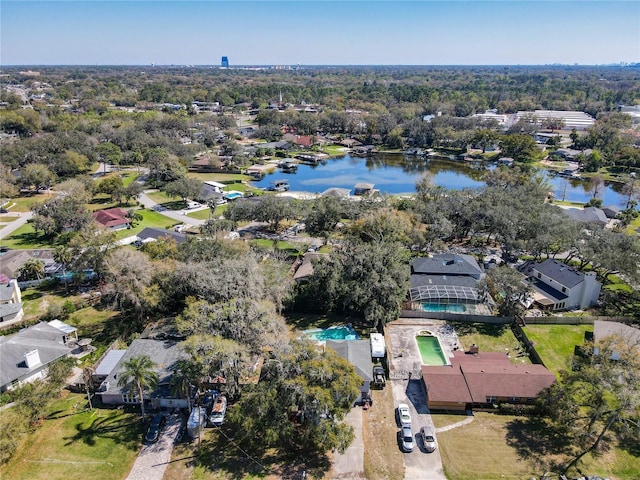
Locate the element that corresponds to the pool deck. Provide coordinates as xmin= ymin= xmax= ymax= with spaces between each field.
xmin=384 ymin=320 xmax=461 ymax=379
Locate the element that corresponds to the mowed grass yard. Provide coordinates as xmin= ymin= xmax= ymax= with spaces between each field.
xmin=451 ymin=322 xmax=531 ymax=364
xmin=523 ymin=324 xmax=592 ymax=377
xmin=436 ymin=412 xmax=640 ymax=480
xmin=0 ymin=392 xmax=143 ymax=480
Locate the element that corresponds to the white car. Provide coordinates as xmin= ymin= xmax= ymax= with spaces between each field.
xmin=397 ymin=403 xmax=412 ymax=427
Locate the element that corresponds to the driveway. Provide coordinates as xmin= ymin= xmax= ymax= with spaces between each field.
xmin=125 ymin=413 xmax=181 ymax=480
xmin=331 ymin=407 xmax=366 ymax=479
xmin=138 ymin=191 xmax=205 ymax=227
xmin=389 ymin=379 xmax=446 ymax=480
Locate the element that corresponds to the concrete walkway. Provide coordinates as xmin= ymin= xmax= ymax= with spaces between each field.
xmin=125 ymin=413 xmax=181 ymax=480
xmin=435 ymin=415 xmax=474 ymax=433
xmin=331 ymin=407 xmax=366 ymax=479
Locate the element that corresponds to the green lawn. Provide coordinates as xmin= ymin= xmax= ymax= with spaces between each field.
xmin=186 ymin=172 xmax=251 ymax=183
xmin=523 ymin=324 xmax=592 ymax=377
xmin=2 ymin=194 xmax=47 ymax=212
xmin=451 ymin=322 xmax=529 ymax=363
xmin=145 ymin=190 xmax=182 ymax=208
xmin=437 ymin=412 xmax=639 ymax=480
xmin=0 ymin=392 xmax=143 ymax=480
xmin=0 ymin=222 xmax=54 ymax=249
xmin=114 ymin=208 xmax=179 ymax=239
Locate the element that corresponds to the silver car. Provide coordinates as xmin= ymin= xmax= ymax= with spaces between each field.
xmin=419 ymin=426 xmax=437 ymax=453
xmin=400 ymin=425 xmax=414 ymax=452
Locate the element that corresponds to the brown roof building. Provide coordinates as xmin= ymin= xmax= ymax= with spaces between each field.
xmin=92 ymin=208 xmax=130 ymax=230
xmin=422 ymin=351 xmax=556 ymax=411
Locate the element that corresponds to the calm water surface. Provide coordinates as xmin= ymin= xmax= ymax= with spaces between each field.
xmin=251 ymin=154 xmax=629 ymax=207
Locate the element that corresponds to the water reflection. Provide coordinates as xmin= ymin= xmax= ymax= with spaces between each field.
xmin=250 ymin=154 xmax=628 ymax=206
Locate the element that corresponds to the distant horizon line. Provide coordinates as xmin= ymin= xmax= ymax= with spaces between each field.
xmin=1 ymin=63 xmax=638 ymax=68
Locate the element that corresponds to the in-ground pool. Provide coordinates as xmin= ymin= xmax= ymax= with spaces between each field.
xmin=416 ymin=335 xmax=449 ymax=366
xmin=224 ymin=191 xmax=243 ymax=200
xmin=421 ymin=303 xmax=466 ymax=313
xmin=302 ymin=325 xmax=359 ymax=341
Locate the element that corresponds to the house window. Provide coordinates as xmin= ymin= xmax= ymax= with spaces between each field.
xmin=562 ymin=287 xmax=566 ymax=293
xmin=508 ymin=396 xmax=519 ymax=403
xmin=123 ymin=393 xmax=139 ymax=404
xmin=486 ymin=396 xmax=497 ymax=403
xmin=537 ymin=273 xmax=541 ymax=279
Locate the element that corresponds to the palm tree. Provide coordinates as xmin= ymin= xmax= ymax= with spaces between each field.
xmin=170 ymin=360 xmax=196 ymax=410
xmin=117 ymin=355 xmax=158 ymax=418
xmin=18 ymin=258 xmax=45 ymax=281
xmin=53 ymin=246 xmax=73 ymax=293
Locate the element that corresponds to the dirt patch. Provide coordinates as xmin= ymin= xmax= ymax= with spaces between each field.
xmin=363 ymin=385 xmax=404 ymax=480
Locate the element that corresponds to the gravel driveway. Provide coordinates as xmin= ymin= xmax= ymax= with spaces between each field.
xmin=125 ymin=413 xmax=181 ymax=480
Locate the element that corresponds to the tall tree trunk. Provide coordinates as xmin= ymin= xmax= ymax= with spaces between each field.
xmin=562 ymin=414 xmax=617 ymax=475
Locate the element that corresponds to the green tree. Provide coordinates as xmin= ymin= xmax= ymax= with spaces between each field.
xmin=117 ymin=355 xmax=158 ymax=418
xmin=500 ymin=134 xmax=538 ymax=163
xmin=18 ymin=258 xmax=45 ymax=281
xmin=480 ymin=265 xmax=530 ymax=317
xmin=538 ymin=335 xmax=640 ymax=477
xmin=304 ymin=196 xmax=344 ymax=244
xmin=20 ymin=164 xmax=56 ymax=190
xmin=228 ymin=341 xmax=361 ymax=455
xmin=164 ymin=177 xmax=203 ymax=206
xmin=53 ymin=245 xmax=74 ymax=293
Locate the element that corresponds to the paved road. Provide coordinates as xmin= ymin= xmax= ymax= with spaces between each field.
xmin=126 ymin=413 xmax=181 ymax=480
xmin=331 ymin=407 xmax=366 ymax=479
xmin=138 ymin=191 xmax=205 ymax=227
xmin=0 ymin=211 xmax=33 ymax=241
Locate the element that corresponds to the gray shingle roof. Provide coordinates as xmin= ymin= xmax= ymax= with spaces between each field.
xmin=564 ymin=207 xmax=608 ymax=225
xmin=0 ymin=322 xmax=73 ymax=389
xmin=99 ymin=339 xmax=185 ymax=398
xmin=532 ymin=259 xmax=585 ymax=288
xmin=137 ymin=228 xmax=187 ymax=245
xmin=411 ymin=254 xmax=482 ymax=278
xmin=326 ymin=339 xmax=374 ymax=382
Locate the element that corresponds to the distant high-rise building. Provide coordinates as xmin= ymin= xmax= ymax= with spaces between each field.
xmin=221 ymin=56 xmax=229 ymax=68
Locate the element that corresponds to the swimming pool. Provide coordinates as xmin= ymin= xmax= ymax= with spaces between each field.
xmin=302 ymin=325 xmax=359 ymax=341
xmin=421 ymin=303 xmax=466 ymax=313
xmin=224 ymin=191 xmax=243 ymax=200
xmin=416 ymin=335 xmax=449 ymax=366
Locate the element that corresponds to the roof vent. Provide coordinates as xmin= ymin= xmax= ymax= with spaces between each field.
xmin=24 ymin=349 xmax=41 ymax=368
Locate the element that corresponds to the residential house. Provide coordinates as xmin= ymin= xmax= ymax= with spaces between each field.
xmin=92 ymin=207 xmax=131 ymax=231
xmin=326 ymin=339 xmax=373 ymax=405
xmin=91 ymin=349 xmax=126 ymax=385
xmin=521 ymin=259 xmax=601 ymax=311
xmin=563 ymin=207 xmax=608 ymax=227
xmin=0 ymin=279 xmax=24 ymax=324
xmin=409 ymin=254 xmax=485 ymax=308
xmin=0 ymin=322 xmax=74 ymax=392
xmin=97 ymin=338 xmax=188 ymax=409
xmin=601 ymin=205 xmax=621 ymax=219
xmin=551 ymin=148 xmax=593 ymax=161
xmin=422 ymin=350 xmax=556 ymax=411
xmin=137 ymin=227 xmax=187 ymax=245
xmin=593 ymin=321 xmax=640 ymax=360
xmin=321 ymin=187 xmax=351 ymax=199
xmin=353 ymin=183 xmax=375 ymax=196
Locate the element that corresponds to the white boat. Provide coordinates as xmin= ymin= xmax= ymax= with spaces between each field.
xmin=187 ymin=406 xmax=206 ymax=439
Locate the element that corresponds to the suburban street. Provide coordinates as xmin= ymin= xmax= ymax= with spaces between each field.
xmin=0 ymin=211 xmax=32 ymax=241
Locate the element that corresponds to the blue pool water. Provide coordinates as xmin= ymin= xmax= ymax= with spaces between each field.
xmin=224 ymin=191 xmax=243 ymax=200
xmin=302 ymin=325 xmax=360 ymax=341
xmin=421 ymin=303 xmax=466 ymax=313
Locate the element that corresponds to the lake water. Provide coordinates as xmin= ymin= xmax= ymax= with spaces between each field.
xmin=250 ymin=154 xmax=630 ymax=207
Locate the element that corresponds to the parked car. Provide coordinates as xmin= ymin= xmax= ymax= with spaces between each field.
xmin=419 ymin=426 xmax=437 ymax=453
xmin=145 ymin=414 xmax=166 ymax=444
xmin=397 ymin=403 xmax=412 ymax=427
xmin=0 ymin=208 xmax=8 ymax=214
xmin=400 ymin=425 xmax=414 ymax=452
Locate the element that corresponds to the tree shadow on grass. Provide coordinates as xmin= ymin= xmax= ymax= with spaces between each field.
xmin=193 ymin=427 xmax=330 ymax=479
xmin=7 ymin=230 xmax=52 ymax=248
xmin=504 ymin=416 xmax=574 ymax=475
xmin=64 ymin=412 xmax=143 ymax=450
xmin=450 ymin=321 xmax=508 ymax=337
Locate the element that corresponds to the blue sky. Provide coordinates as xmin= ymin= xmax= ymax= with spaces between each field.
xmin=1 ymin=1 xmax=639 ymax=65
